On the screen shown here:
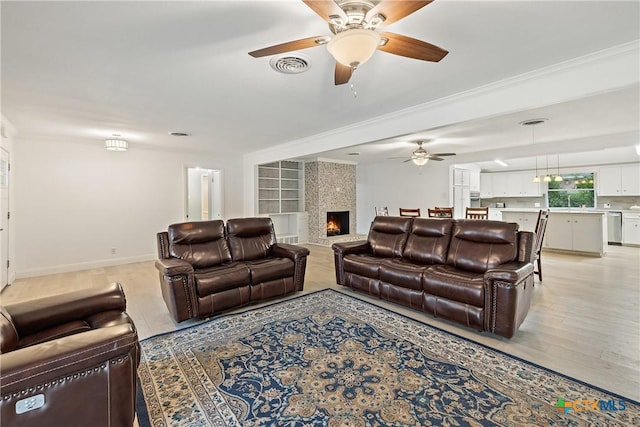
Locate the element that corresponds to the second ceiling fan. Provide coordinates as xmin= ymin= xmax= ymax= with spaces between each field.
xmin=390 ymin=141 xmax=456 ymax=165
xmin=249 ymin=0 xmax=448 ymax=85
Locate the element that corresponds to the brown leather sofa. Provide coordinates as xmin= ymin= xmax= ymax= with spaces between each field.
xmin=332 ymin=216 xmax=535 ymax=338
xmin=0 ymin=283 xmax=140 ymax=427
xmin=156 ymin=217 xmax=310 ymax=322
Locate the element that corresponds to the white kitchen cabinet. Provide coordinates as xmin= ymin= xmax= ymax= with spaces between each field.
xmin=620 ymin=165 xmax=640 ymax=195
xmin=480 ymin=173 xmax=492 ymax=198
xmin=453 ymin=168 xmax=470 ymax=186
xmin=480 ymin=172 xmax=541 ymax=198
xmin=622 ymin=212 xmax=640 ymax=245
xmin=488 ymin=208 xmax=502 ymax=221
xmin=599 ymin=164 xmax=640 ymax=196
xmin=571 ymin=215 xmax=605 ymax=253
xmin=491 ymin=174 xmax=509 ymax=197
xmin=501 ymin=211 xmax=538 ymax=232
xmin=469 ymin=170 xmax=480 ymax=192
xmin=544 ymin=213 xmax=606 ymax=256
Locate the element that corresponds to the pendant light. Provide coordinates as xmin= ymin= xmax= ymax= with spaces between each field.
xmin=520 ymin=118 xmax=548 ymax=182
xmin=543 ymin=156 xmax=552 ymax=182
xmin=554 ymin=153 xmax=563 ymax=182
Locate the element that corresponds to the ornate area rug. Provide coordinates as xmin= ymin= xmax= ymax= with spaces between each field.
xmin=137 ymin=289 xmax=639 ymax=426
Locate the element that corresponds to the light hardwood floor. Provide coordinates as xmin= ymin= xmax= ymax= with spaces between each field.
xmin=2 ymin=244 xmax=639 ymax=401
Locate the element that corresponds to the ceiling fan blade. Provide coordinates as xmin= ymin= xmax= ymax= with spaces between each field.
xmin=429 ymin=157 xmax=445 ymax=161
xmin=366 ymin=1 xmax=433 ymax=27
xmin=432 ymin=153 xmax=456 ymax=157
xmin=335 ymin=62 xmax=352 ymax=85
xmin=249 ymin=36 xmax=326 ymax=58
xmin=378 ymin=32 xmax=448 ymax=62
xmin=303 ymin=0 xmax=347 ymax=22
xmin=402 ymin=158 xmax=413 ymax=163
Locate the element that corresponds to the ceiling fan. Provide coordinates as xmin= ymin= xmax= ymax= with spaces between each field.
xmin=390 ymin=141 xmax=456 ymax=165
xmin=248 ymin=0 xmax=448 ymax=85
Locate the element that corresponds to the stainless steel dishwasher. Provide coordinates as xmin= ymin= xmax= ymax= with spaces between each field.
xmin=606 ymin=211 xmax=623 ymax=245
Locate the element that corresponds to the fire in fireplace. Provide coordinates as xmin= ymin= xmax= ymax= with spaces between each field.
xmin=326 ymin=211 xmax=349 ymax=236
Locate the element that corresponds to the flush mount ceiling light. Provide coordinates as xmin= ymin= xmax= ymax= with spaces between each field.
xmin=327 ymin=29 xmax=381 ymax=68
xmin=105 ymin=136 xmax=128 ymax=151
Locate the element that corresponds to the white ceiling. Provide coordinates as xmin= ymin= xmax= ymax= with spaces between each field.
xmin=2 ymin=1 xmax=639 ymax=164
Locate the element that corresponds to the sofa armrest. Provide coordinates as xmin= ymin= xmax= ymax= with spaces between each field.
xmin=5 ymin=283 xmax=126 ymax=337
xmin=0 ymin=324 xmax=139 ymax=393
xmin=272 ymin=244 xmax=310 ymax=292
xmin=484 ymin=262 xmax=534 ymax=283
xmin=155 ymin=259 xmax=197 ymax=322
xmin=272 ymin=243 xmax=310 ymax=262
xmin=483 ymin=262 xmax=535 ymax=338
xmin=331 ymin=240 xmax=370 ymax=256
xmin=331 ymin=240 xmax=370 ymax=286
xmin=155 ymin=258 xmax=194 ymax=276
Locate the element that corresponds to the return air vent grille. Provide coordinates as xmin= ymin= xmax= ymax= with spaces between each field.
xmin=270 ymin=55 xmax=311 ymax=74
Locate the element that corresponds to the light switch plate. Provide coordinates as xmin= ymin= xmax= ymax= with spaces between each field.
xmin=534 ymin=202 xmax=540 ymax=208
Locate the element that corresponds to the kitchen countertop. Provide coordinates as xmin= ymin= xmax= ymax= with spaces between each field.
xmin=495 ymin=207 xmax=640 ymax=214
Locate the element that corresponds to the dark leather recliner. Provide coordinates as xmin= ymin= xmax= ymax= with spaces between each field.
xmin=0 ymin=283 xmax=140 ymax=427
xmin=155 ymin=217 xmax=310 ymax=322
xmin=333 ymin=216 xmax=535 ymax=338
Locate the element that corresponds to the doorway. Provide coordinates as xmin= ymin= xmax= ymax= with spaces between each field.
xmin=0 ymin=147 xmax=9 ymax=289
xmin=186 ymin=168 xmax=223 ymax=221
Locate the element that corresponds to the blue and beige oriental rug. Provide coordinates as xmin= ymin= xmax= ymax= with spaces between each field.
xmin=137 ymin=289 xmax=638 ymax=426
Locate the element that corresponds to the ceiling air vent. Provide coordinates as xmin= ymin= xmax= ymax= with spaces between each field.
xmin=270 ymin=55 xmax=311 ymax=74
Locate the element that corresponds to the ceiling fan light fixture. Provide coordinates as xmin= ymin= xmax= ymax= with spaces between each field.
xmin=327 ymin=29 xmax=380 ymax=67
xmin=412 ymin=157 xmax=428 ymax=166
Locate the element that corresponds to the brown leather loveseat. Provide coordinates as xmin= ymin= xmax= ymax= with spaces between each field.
xmin=332 ymin=216 xmax=535 ymax=338
xmin=0 ymin=283 xmax=140 ymax=427
xmin=156 ymin=217 xmax=310 ymax=322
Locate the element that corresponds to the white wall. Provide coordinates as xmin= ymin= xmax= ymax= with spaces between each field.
xmin=356 ymin=161 xmax=450 ymax=234
xmin=13 ymin=137 xmax=244 ymax=278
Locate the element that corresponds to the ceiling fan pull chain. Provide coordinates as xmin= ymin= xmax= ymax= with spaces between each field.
xmin=350 ymin=82 xmax=358 ymax=98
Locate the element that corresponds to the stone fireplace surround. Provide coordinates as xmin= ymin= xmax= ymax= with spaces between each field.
xmin=305 ymin=160 xmax=359 ymax=245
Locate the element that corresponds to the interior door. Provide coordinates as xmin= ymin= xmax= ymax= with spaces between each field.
xmin=0 ymin=148 xmax=9 ymax=288
xmin=186 ymin=167 xmax=223 ymax=221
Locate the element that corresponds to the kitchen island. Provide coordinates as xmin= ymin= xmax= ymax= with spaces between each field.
xmin=501 ymin=209 xmax=607 ymax=257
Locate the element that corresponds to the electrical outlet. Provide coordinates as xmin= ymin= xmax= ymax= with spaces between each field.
xmin=111 ymin=248 xmax=116 ymax=255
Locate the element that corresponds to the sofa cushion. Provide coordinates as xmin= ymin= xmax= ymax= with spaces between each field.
xmin=446 ymin=220 xmax=518 ymax=273
xmin=380 ymin=259 xmax=427 ymax=291
xmin=423 ymin=265 xmax=485 ymax=307
xmin=245 ymin=258 xmax=295 ymax=284
xmin=368 ymin=216 xmax=413 ymax=258
xmin=195 ymin=263 xmax=251 ymax=297
xmin=169 ymin=220 xmax=232 ymax=269
xmin=227 ymin=218 xmax=277 ymax=261
xmin=403 ymin=218 xmax=453 ymax=265
xmin=344 ymin=254 xmax=383 ymax=279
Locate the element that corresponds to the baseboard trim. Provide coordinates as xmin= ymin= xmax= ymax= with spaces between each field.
xmin=14 ymin=254 xmax=156 ymax=279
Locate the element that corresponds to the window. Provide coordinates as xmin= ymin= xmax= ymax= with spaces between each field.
xmin=547 ymin=173 xmax=595 ymax=208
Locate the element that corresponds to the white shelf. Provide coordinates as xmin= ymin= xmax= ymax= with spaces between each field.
xmin=257 ymin=161 xmax=303 ymax=215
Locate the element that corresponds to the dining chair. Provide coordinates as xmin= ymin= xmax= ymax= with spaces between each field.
xmin=533 ymin=209 xmax=549 ymax=281
xmin=428 ymin=207 xmax=454 ymax=218
xmin=399 ymin=208 xmax=421 ymax=217
xmin=465 ymin=207 xmax=489 ymax=219
xmin=375 ymin=206 xmax=389 ymax=216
